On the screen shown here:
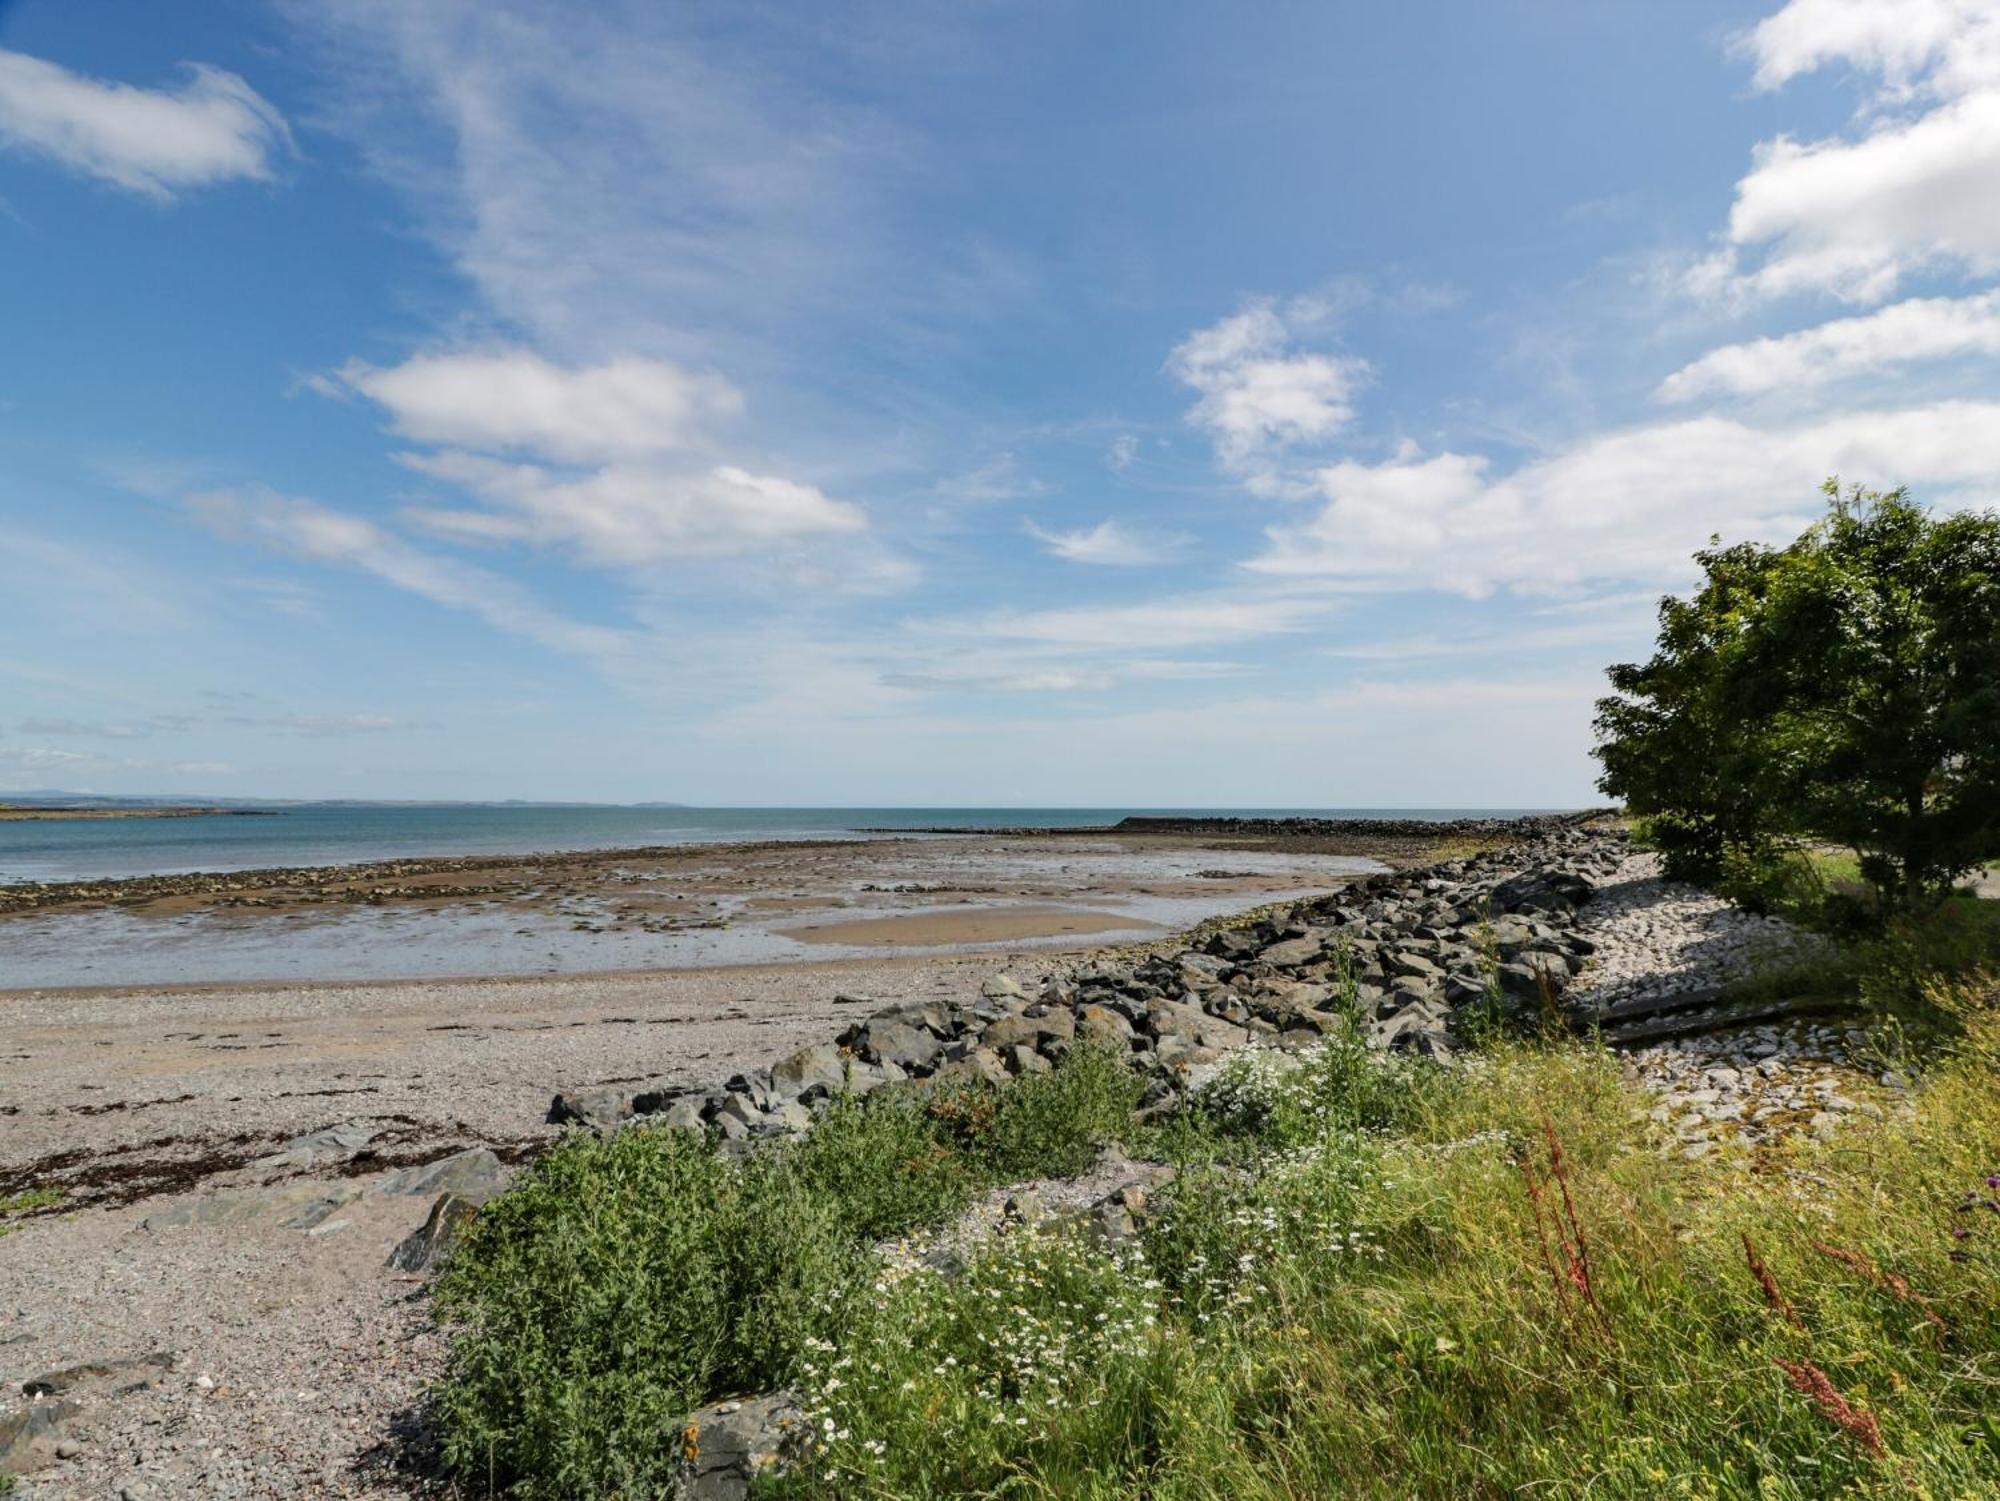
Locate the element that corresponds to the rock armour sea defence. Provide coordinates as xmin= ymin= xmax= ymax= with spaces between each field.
xmin=548 ymin=819 xmax=1635 ymax=1138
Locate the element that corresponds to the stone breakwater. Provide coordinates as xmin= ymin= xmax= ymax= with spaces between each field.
xmin=549 ymin=822 xmax=1637 ymax=1136
xmin=1106 ymin=811 xmax=1613 ymax=840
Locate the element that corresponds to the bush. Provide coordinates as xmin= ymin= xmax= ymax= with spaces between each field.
xmin=928 ymin=1042 xmax=1143 ymax=1180
xmin=432 ymin=1129 xmax=860 ymax=1496
xmin=432 ymin=1044 xmax=1149 ymax=1497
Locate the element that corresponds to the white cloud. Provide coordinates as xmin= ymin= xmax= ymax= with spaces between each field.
xmin=1658 ymin=290 xmax=2000 ymax=399
xmin=1024 ymin=519 xmax=1187 ymax=567
xmin=927 ymin=590 xmax=1336 ymax=653
xmin=1167 ymin=302 xmax=1370 ymax=472
xmin=274 ymin=713 xmax=406 ymax=736
xmin=1106 ymin=434 xmax=1139 ymax=471
xmin=326 ymin=349 xmax=870 ymax=566
xmin=399 ymin=452 xmax=865 ymax=565
xmin=1699 ymin=0 xmax=2000 ymax=301
xmin=328 ymin=350 xmax=743 ymax=463
xmin=1255 ymin=401 xmax=2000 ymax=594
xmin=1737 ymin=0 xmax=1999 ymax=96
xmin=0 ymin=49 xmax=289 ymax=200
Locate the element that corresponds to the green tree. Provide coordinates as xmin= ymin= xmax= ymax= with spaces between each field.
xmin=1593 ymin=539 xmax=1781 ymax=883
xmin=1595 ymin=482 xmax=2000 ymax=910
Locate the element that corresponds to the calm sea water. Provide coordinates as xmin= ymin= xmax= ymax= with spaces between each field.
xmin=0 ymin=805 xmax=1547 ymax=884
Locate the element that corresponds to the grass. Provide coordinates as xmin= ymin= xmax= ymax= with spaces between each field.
xmin=431 ymin=987 xmax=2000 ymax=1499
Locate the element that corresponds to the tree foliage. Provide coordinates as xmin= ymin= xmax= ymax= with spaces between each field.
xmin=1595 ymin=482 xmax=2000 ymax=910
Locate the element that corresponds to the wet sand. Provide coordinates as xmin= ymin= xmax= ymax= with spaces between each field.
xmin=0 ymin=832 xmax=1393 ymax=989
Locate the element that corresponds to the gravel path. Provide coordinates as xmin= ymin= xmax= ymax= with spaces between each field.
xmin=1567 ymin=851 xmax=1896 ymax=1159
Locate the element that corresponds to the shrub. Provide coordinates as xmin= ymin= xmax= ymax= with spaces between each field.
xmin=432 ymin=1129 xmax=859 ymax=1496
xmin=432 ymin=1044 xmax=1149 ymax=1496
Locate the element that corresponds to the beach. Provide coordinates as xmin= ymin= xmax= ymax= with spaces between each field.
xmin=0 ymin=817 xmax=1521 ymax=1494
xmin=0 ymin=825 xmax=1429 ymax=989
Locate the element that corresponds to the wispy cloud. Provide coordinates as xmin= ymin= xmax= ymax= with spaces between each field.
xmin=187 ymin=487 xmax=637 ymax=668
xmin=1024 ymin=518 xmax=1189 ymax=567
xmin=0 ymin=49 xmax=290 ymax=200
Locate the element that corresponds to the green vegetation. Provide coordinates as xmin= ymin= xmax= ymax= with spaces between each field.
xmin=1597 ymin=482 xmax=2000 ymax=911
xmin=431 ymin=1046 xmax=1141 ymax=1495
xmin=432 ymin=994 xmax=2000 ymax=1498
xmin=0 ymin=1186 xmax=64 ymax=1238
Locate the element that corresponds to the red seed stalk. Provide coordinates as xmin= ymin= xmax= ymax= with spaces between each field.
xmin=1774 ymin=1357 xmax=1886 ymax=1458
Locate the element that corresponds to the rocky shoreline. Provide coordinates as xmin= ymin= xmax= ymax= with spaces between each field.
xmin=552 ymin=819 xmax=1670 ymax=1141
xmin=1 ymin=819 xmax=1887 ymax=1496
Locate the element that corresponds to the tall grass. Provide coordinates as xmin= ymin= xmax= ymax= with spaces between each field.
xmin=780 ymin=1009 xmax=2000 ymax=1498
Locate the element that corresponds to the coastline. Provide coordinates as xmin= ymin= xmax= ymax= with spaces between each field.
xmin=0 ymin=805 xmax=270 ymax=822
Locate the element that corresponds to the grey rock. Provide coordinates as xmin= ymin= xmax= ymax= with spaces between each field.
xmin=0 ymin=1399 xmax=81 ymax=1478
xmin=387 ymin=1192 xmax=480 ymax=1273
xmin=21 ymin=1353 xmax=173 ymax=1399
xmin=375 ymin=1147 xmax=508 ymax=1203
xmin=1076 ymin=1003 xmax=1134 ymax=1048
xmin=1259 ymin=934 xmax=1324 ymax=968
xmin=675 ymin=1392 xmax=804 ymax=1499
xmin=548 ymin=1083 xmax=641 ymax=1130
xmin=252 ymin=1120 xmax=377 ymax=1171
xmin=769 ymin=1043 xmax=850 ymax=1101
xmin=858 ymin=1020 xmax=945 ymax=1073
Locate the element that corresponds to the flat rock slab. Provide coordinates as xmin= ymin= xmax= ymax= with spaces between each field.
xmin=375 ymin=1147 xmax=508 ymax=1203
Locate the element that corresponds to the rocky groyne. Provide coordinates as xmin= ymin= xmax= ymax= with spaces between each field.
xmin=551 ymin=821 xmax=1633 ymax=1136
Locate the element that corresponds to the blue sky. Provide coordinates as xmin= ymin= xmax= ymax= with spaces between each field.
xmin=3 ymin=0 xmax=1998 ymax=806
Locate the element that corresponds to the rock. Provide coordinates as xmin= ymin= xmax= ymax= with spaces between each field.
xmin=675 ymin=1392 xmax=804 ymax=1499
xmin=1075 ymin=1003 xmax=1134 ymax=1048
xmin=856 ymin=1020 xmax=945 ymax=1073
xmin=376 ymin=1147 xmax=508 ymax=1203
xmin=387 ymin=1192 xmax=480 ymax=1273
xmin=981 ymin=1010 xmax=1074 ymax=1051
xmin=280 ymin=1187 xmax=362 ymax=1230
xmin=21 ymin=1353 xmax=173 ymax=1399
xmin=652 ymin=1096 xmax=712 ymax=1132
xmin=1259 ymin=934 xmax=1325 ymax=968
xmin=769 ymin=1044 xmax=850 ymax=1101
xmin=980 ymin=974 xmax=1029 ymax=1002
xmin=145 ymin=1182 xmax=351 ymax=1232
xmin=1005 ymin=1044 xmax=1053 ymax=1075
xmin=251 ymin=1120 xmax=377 ymax=1171
xmin=930 ymin=1047 xmax=1009 ymax=1087
xmin=0 ymin=1399 xmax=82 ymax=1477
xmin=548 ymin=1084 xmax=641 ymax=1130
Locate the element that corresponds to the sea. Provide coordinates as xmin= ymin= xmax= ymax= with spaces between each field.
xmin=0 ymin=805 xmax=1546 ymax=885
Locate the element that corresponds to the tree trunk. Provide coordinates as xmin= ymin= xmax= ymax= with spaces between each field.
xmin=1903 ymin=780 xmax=1927 ymax=908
